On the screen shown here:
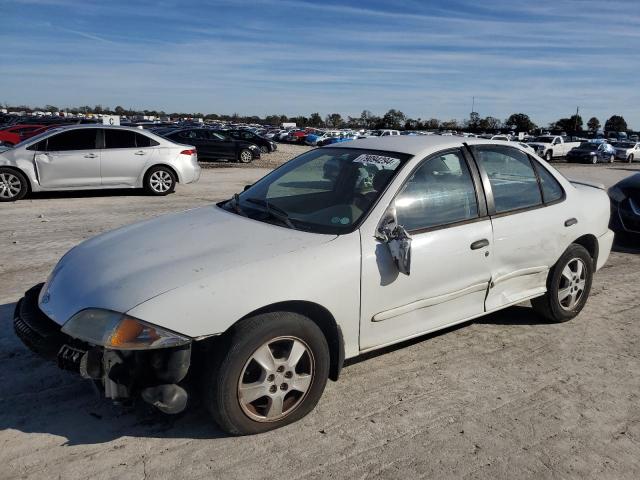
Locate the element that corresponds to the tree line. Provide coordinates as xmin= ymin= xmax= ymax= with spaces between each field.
xmin=2 ymin=103 xmax=632 ymax=134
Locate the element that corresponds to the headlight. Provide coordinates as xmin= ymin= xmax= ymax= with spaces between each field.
xmin=61 ymin=309 xmax=191 ymax=350
xmin=608 ymin=186 xmax=626 ymax=203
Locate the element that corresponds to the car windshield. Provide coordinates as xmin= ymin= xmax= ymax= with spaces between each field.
xmin=222 ymin=147 xmax=411 ymax=234
xmin=533 ymin=137 xmax=553 ymax=143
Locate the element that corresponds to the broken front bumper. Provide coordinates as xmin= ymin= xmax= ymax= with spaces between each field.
xmin=13 ymin=283 xmax=193 ymax=414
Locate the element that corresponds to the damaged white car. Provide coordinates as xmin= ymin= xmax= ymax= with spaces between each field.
xmin=14 ymin=137 xmax=614 ymax=435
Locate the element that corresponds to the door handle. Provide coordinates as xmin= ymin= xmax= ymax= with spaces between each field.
xmin=134 ymin=151 xmax=146 ymax=155
xmin=470 ymin=239 xmax=490 ymax=250
xmin=564 ymin=218 xmax=578 ymax=227
xmin=84 ymin=153 xmax=97 ymax=158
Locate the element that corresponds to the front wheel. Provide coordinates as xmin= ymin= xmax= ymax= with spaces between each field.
xmin=531 ymin=244 xmax=593 ymax=323
xmin=545 ymin=151 xmax=553 ymax=162
xmin=591 ymin=156 xmax=598 ymax=164
xmin=238 ymin=149 xmax=253 ymax=163
xmin=144 ymin=166 xmax=176 ymax=195
xmin=259 ymin=145 xmax=269 ymax=154
xmin=204 ymin=312 xmax=330 ymax=435
xmin=628 ymin=154 xmax=634 ymax=163
xmin=0 ymin=167 xmax=29 ymax=202
xmin=609 ymin=154 xmax=615 ymax=163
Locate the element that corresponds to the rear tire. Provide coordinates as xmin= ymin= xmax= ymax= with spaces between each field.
xmin=0 ymin=167 xmax=29 ymax=202
xmin=203 ymin=312 xmax=330 ymax=435
xmin=238 ymin=149 xmax=253 ymax=163
xmin=144 ymin=166 xmax=176 ymax=196
xmin=531 ymin=244 xmax=593 ymax=323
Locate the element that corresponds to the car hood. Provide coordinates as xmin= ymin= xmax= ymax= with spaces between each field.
xmin=39 ymin=206 xmax=335 ymax=326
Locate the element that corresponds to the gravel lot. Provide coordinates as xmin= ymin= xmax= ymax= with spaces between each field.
xmin=1 ymin=152 xmax=639 ymax=480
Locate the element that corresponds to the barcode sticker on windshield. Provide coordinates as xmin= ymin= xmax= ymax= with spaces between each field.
xmin=353 ymin=154 xmax=401 ymax=168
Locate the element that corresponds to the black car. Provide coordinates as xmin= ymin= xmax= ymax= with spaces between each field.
xmin=163 ymin=128 xmax=260 ymax=163
xmin=609 ymin=173 xmax=640 ymax=242
xmin=218 ymin=129 xmax=277 ymax=154
xmin=566 ymin=142 xmax=616 ymax=164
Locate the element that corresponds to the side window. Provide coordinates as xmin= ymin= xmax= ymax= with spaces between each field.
xmin=395 ymin=150 xmax=479 ymax=231
xmin=534 ymin=162 xmax=564 ymax=203
xmin=104 ymin=129 xmax=137 ymax=148
xmin=473 ymin=146 xmax=542 ymax=213
xmin=26 ymin=139 xmax=47 ymax=151
xmin=241 ymin=132 xmax=253 ymax=140
xmin=45 ymin=129 xmax=97 ymax=151
xmin=134 ymin=133 xmax=158 ymax=147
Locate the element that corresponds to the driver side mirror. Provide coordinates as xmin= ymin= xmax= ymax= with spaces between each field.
xmin=376 ymin=207 xmax=412 ymax=276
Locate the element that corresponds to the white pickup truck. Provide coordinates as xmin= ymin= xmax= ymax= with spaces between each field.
xmin=528 ymin=136 xmax=582 ymax=161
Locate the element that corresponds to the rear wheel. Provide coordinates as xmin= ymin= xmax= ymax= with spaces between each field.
xmin=144 ymin=166 xmax=176 ymax=195
xmin=0 ymin=168 xmax=28 ymax=202
xmin=204 ymin=312 xmax=330 ymax=435
xmin=531 ymin=244 xmax=593 ymax=323
xmin=238 ymin=149 xmax=253 ymax=163
xmin=591 ymin=156 xmax=598 ymax=164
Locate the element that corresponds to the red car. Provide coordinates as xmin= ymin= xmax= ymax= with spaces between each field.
xmin=0 ymin=124 xmax=48 ymax=145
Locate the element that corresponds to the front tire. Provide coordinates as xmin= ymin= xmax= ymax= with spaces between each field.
xmin=0 ymin=167 xmax=29 ymax=202
xmin=144 ymin=166 xmax=176 ymax=196
xmin=531 ymin=244 xmax=593 ymax=323
xmin=204 ymin=312 xmax=330 ymax=435
xmin=609 ymin=154 xmax=615 ymax=163
xmin=545 ymin=151 xmax=553 ymax=162
xmin=238 ymin=149 xmax=253 ymax=163
xmin=628 ymin=154 xmax=634 ymax=163
xmin=259 ymin=145 xmax=269 ymax=154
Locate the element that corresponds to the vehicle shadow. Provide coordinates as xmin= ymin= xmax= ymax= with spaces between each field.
xmin=345 ymin=305 xmax=546 ymax=368
xmin=609 ymin=167 xmax=640 ymax=172
xmin=27 ymin=189 xmax=148 ymax=200
xmin=0 ymin=301 xmax=229 ymax=445
xmin=612 ymin=237 xmax=640 ymax=254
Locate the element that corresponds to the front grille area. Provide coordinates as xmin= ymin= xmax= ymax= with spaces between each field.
xmin=13 ymin=283 xmax=66 ymax=360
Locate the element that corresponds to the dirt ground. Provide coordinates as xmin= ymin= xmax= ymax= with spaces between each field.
xmin=1 ymin=149 xmax=639 ymax=480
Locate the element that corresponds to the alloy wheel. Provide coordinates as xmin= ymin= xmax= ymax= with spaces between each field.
xmin=558 ymin=258 xmax=587 ymax=311
xmin=0 ymin=172 xmax=22 ymax=200
xmin=149 ymin=170 xmax=173 ymax=193
xmin=240 ymin=150 xmax=253 ymax=163
xmin=237 ymin=336 xmax=314 ymax=422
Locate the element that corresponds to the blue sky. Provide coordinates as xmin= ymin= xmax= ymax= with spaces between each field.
xmin=2 ymin=0 xmax=640 ymax=128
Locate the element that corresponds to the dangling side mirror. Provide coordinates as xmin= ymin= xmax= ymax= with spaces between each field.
xmin=376 ymin=207 xmax=412 ymax=276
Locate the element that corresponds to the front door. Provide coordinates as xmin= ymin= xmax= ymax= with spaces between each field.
xmin=360 ymin=149 xmax=493 ymax=350
xmin=34 ymin=129 xmax=101 ymax=188
xmin=100 ymin=129 xmax=157 ymax=186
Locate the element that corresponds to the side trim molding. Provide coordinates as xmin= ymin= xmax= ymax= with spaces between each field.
xmin=372 ymin=282 xmax=488 ymax=322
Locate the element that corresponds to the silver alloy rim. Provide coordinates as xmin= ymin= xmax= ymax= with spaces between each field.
xmin=0 ymin=172 xmax=22 ymax=199
xmin=237 ymin=336 xmax=314 ymax=422
xmin=149 ymin=170 xmax=172 ymax=192
xmin=558 ymin=258 xmax=587 ymax=311
xmin=240 ymin=150 xmax=252 ymax=163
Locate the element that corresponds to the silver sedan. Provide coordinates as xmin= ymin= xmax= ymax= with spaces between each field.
xmin=0 ymin=125 xmax=200 ymax=201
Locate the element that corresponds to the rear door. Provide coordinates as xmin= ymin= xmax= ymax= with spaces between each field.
xmin=34 ymin=129 xmax=101 ymax=187
xmin=469 ymin=144 xmax=568 ymax=311
xmin=100 ymin=129 xmax=158 ymax=186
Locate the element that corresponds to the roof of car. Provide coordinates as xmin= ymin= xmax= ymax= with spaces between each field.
xmin=329 ymin=135 xmax=500 ymax=155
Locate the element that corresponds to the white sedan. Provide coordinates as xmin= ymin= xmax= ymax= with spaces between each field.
xmin=0 ymin=125 xmax=200 ymax=201
xmin=14 ymin=136 xmax=614 ymax=434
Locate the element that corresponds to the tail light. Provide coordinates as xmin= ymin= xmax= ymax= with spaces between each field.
xmin=180 ymin=149 xmax=196 ymax=156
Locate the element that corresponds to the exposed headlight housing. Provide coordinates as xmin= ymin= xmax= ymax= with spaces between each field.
xmin=608 ymin=186 xmax=626 ymax=203
xmin=61 ymin=309 xmax=191 ymax=350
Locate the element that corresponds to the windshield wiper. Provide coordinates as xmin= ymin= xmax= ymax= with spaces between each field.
xmin=227 ymin=193 xmax=246 ymax=216
xmin=244 ymin=197 xmax=296 ymax=230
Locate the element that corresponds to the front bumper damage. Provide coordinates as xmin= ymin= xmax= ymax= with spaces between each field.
xmin=14 ymin=284 xmax=193 ymax=414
